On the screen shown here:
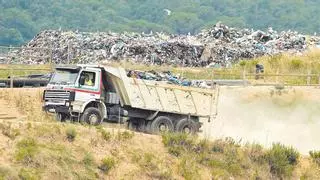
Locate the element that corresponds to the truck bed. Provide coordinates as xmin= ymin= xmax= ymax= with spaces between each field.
xmin=104 ymin=66 xmax=218 ymax=118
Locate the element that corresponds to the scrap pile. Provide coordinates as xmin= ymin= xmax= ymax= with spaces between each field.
xmin=127 ymin=70 xmax=192 ymax=86
xmin=5 ymin=23 xmax=320 ymax=66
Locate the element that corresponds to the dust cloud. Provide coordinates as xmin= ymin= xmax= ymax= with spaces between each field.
xmin=201 ymin=86 xmax=320 ymax=154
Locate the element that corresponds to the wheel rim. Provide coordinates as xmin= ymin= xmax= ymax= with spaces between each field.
xmin=159 ymin=123 xmax=167 ymax=132
xmin=88 ymin=114 xmax=98 ymax=124
xmin=183 ymin=126 xmax=191 ymax=134
xmin=56 ymin=113 xmax=62 ymax=121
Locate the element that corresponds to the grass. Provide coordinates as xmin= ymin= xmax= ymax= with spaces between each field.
xmin=309 ymin=150 xmax=320 ymax=166
xmin=1 ymin=89 xmax=320 ymax=179
xmin=161 ymin=133 xmax=307 ymax=179
xmin=266 ymin=143 xmax=300 ymax=178
xmin=15 ymin=138 xmax=39 ymax=163
xmin=0 ymin=64 xmax=52 ymax=79
xmin=99 ymin=157 xmax=116 ymax=174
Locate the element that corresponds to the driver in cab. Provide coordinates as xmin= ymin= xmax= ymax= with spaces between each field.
xmin=84 ymin=74 xmax=93 ymax=86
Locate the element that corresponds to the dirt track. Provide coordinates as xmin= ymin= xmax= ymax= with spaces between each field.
xmin=201 ymin=86 xmax=320 ymax=154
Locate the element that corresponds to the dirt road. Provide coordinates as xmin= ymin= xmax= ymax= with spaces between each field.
xmin=201 ymin=86 xmax=320 ymax=154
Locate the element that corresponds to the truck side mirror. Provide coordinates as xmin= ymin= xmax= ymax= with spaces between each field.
xmin=79 ymin=76 xmax=85 ymax=86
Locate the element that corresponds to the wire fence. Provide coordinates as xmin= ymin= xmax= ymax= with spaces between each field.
xmin=1 ymin=45 xmax=320 ymax=86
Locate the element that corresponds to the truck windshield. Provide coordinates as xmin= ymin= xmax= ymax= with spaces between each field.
xmin=49 ymin=70 xmax=79 ymax=85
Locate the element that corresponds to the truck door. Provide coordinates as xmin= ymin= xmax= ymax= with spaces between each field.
xmin=75 ymin=69 xmax=101 ymax=101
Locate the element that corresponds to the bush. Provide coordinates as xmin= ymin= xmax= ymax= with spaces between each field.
xmin=266 ymin=143 xmax=299 ymax=177
xmin=178 ymin=157 xmax=199 ymax=180
xmin=162 ymin=133 xmax=194 ymax=148
xmin=290 ymin=59 xmax=303 ymax=70
xmin=99 ymin=157 xmax=116 ymax=174
xmin=239 ymin=60 xmax=247 ymax=67
xmin=98 ymin=128 xmax=112 ymax=141
xmin=309 ymin=150 xmax=320 ymax=166
xmin=15 ymin=138 xmax=39 ymax=164
xmin=117 ymin=131 xmax=134 ymax=141
xmin=0 ymin=124 xmax=20 ymax=140
xmin=65 ymin=127 xmax=77 ymax=142
xmin=18 ymin=168 xmax=40 ymax=180
xmin=82 ymin=152 xmax=95 ymax=167
xmin=247 ymin=143 xmax=266 ymax=164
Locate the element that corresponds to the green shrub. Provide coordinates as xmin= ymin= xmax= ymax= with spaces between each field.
xmin=0 ymin=124 xmax=20 ymax=140
xmin=15 ymin=138 xmax=39 ymax=164
xmin=162 ymin=133 xmax=194 ymax=148
xmin=117 ymin=131 xmax=134 ymax=141
xmin=2 ymin=128 xmax=20 ymax=140
xmin=290 ymin=59 xmax=303 ymax=70
xmin=247 ymin=143 xmax=266 ymax=164
xmin=239 ymin=60 xmax=247 ymax=67
xmin=18 ymin=168 xmax=40 ymax=180
xmin=266 ymin=143 xmax=299 ymax=177
xmin=162 ymin=133 xmax=196 ymax=156
xmin=178 ymin=157 xmax=199 ymax=180
xmin=65 ymin=127 xmax=77 ymax=142
xmin=83 ymin=152 xmax=95 ymax=167
xmin=309 ymin=150 xmax=320 ymax=166
xmin=99 ymin=129 xmax=112 ymax=141
xmin=99 ymin=157 xmax=116 ymax=174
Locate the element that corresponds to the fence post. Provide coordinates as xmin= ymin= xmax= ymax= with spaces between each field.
xmin=242 ymin=68 xmax=246 ymax=86
xmin=10 ymin=68 xmax=13 ymax=89
xmin=307 ymin=70 xmax=311 ymax=85
xmin=211 ymin=70 xmax=214 ymax=89
xmin=276 ymin=69 xmax=279 ymax=83
xmin=67 ymin=41 xmax=70 ymax=64
xmin=49 ymin=47 xmax=53 ymax=65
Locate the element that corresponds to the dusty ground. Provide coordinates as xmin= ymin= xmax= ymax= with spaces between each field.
xmin=202 ymin=85 xmax=320 ymax=154
xmin=2 ymin=87 xmax=320 ymax=179
xmin=1 ymin=86 xmax=320 ymax=155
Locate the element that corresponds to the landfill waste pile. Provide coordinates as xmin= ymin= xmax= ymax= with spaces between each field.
xmin=5 ymin=23 xmax=320 ymax=66
xmin=127 ymin=69 xmax=216 ymax=88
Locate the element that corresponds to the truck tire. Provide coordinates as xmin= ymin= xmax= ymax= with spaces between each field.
xmin=128 ymin=118 xmax=145 ymax=132
xmin=175 ymin=118 xmax=197 ymax=134
xmin=55 ymin=113 xmax=67 ymax=122
xmin=81 ymin=107 xmax=102 ymax=125
xmin=150 ymin=116 xmax=174 ymax=134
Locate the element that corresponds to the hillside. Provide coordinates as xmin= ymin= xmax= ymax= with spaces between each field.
xmin=1 ymin=89 xmax=320 ymax=179
xmin=1 ymin=0 xmax=320 ymax=45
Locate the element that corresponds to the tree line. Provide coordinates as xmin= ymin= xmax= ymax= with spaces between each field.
xmin=1 ymin=0 xmax=320 ymax=46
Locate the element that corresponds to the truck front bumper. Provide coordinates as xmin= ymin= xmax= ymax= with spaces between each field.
xmin=43 ymin=105 xmax=70 ymax=114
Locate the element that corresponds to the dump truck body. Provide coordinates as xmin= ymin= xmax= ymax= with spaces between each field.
xmin=43 ymin=65 xmax=218 ymax=134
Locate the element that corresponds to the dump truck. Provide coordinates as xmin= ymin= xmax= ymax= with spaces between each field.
xmin=42 ymin=64 xmax=218 ymax=134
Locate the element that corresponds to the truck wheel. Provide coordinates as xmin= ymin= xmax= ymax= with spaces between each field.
xmin=145 ymin=121 xmax=152 ymax=134
xmin=128 ymin=118 xmax=145 ymax=132
xmin=55 ymin=113 xmax=67 ymax=122
xmin=175 ymin=119 xmax=197 ymax=134
xmin=150 ymin=116 xmax=174 ymax=134
xmin=81 ymin=107 xmax=102 ymax=125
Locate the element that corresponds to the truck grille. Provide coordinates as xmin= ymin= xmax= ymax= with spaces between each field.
xmin=44 ymin=90 xmax=71 ymax=101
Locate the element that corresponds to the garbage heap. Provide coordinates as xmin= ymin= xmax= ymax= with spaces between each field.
xmin=6 ymin=23 xmax=320 ymax=66
xmin=127 ymin=69 xmax=212 ymax=88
